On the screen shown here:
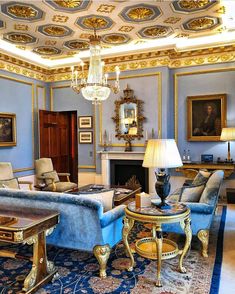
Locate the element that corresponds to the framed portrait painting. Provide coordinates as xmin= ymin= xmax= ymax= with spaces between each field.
xmin=187 ymin=94 xmax=227 ymax=141
xmin=78 ymin=116 xmax=93 ymax=129
xmin=0 ymin=113 xmax=16 ymax=147
xmin=79 ymin=131 xmax=93 ymax=144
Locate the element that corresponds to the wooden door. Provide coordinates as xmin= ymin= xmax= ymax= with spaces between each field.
xmin=39 ymin=110 xmax=78 ymax=183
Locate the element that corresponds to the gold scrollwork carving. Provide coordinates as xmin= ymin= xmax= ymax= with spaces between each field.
xmin=23 ymin=264 xmax=37 ymax=292
xmin=14 ymin=231 xmax=24 ymax=242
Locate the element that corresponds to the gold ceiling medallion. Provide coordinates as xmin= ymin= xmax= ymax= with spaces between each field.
xmin=14 ymin=24 xmax=28 ymax=31
xmin=52 ymin=15 xmax=69 ymax=23
xmin=53 ymin=0 xmax=82 ymax=8
xmin=141 ymin=26 xmax=170 ymax=38
xmin=119 ymin=26 xmax=134 ymax=32
xmin=178 ymin=0 xmax=211 ymax=10
xmin=102 ymin=34 xmax=129 ymax=45
xmin=164 ymin=17 xmax=181 ymax=24
xmin=127 ymin=7 xmax=153 ymax=21
xmin=7 ymin=5 xmax=37 ymax=18
xmin=65 ymin=40 xmax=89 ymax=50
xmin=42 ymin=25 xmax=69 ymax=36
xmin=188 ymin=18 xmax=215 ymax=30
xmin=45 ymin=40 xmax=57 ymax=45
xmin=83 ymin=17 xmax=108 ymax=30
xmin=34 ymin=46 xmax=61 ymax=55
xmin=5 ymin=33 xmax=35 ymax=44
xmin=97 ymin=4 xmax=116 ymax=13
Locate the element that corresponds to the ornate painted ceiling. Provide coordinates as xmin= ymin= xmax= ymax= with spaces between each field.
xmin=0 ymin=0 xmax=234 ymax=68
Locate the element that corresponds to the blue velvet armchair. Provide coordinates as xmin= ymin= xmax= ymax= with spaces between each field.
xmin=163 ymin=170 xmax=224 ymax=257
xmin=0 ymin=188 xmax=125 ymax=278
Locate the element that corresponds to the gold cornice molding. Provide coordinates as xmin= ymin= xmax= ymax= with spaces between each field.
xmin=0 ymin=45 xmax=235 ymax=82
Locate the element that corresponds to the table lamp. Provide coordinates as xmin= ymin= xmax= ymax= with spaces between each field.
xmin=220 ymin=127 xmax=235 ymax=163
xmin=143 ymin=139 xmax=183 ymax=209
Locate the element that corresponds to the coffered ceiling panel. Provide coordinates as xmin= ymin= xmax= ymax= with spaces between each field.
xmin=0 ymin=0 xmax=233 ymax=67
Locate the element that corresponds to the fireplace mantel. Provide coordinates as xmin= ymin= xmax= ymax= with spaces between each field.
xmin=98 ymin=151 xmax=145 ymax=161
xmin=98 ymin=151 xmax=155 ymax=194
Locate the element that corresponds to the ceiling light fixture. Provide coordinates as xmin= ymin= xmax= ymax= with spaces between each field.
xmin=71 ymin=29 xmax=120 ymax=104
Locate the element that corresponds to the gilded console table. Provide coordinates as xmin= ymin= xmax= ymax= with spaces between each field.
xmin=0 ymin=205 xmax=59 ymax=294
xmin=122 ymin=202 xmax=191 ymax=287
xmin=176 ymin=162 xmax=235 ymax=179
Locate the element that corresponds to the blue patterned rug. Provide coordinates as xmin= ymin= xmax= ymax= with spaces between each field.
xmin=0 ymin=206 xmax=226 ymax=294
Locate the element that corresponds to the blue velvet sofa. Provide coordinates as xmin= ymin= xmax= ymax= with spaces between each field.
xmin=0 ymin=188 xmax=125 ymax=278
xmin=163 ymin=170 xmax=224 ymax=257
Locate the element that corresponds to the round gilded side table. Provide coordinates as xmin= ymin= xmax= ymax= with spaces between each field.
xmin=122 ymin=201 xmax=192 ymax=287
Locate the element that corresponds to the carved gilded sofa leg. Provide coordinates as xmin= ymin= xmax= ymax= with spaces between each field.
xmin=93 ymin=244 xmax=111 ymax=278
xmin=197 ymin=230 xmax=209 ymax=258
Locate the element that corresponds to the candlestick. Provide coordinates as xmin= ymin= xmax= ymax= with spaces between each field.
xmin=74 ymin=70 xmax=78 ymax=86
xmin=105 ymin=73 xmax=108 ymax=85
xmin=145 ymin=130 xmax=148 ymax=141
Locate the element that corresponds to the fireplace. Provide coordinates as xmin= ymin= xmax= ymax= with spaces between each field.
xmin=110 ymin=160 xmax=149 ymax=193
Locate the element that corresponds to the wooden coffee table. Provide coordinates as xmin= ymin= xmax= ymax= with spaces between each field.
xmin=77 ymin=184 xmax=141 ymax=206
xmin=0 ymin=205 xmax=59 ymax=294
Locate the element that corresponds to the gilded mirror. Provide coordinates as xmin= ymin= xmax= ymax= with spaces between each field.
xmin=112 ymin=85 xmax=145 ymax=140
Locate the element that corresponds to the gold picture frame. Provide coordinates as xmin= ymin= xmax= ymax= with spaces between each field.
xmin=0 ymin=113 xmax=17 ymax=147
xmin=79 ymin=131 xmax=93 ymax=144
xmin=78 ymin=116 xmax=93 ymax=129
xmin=187 ymin=94 xmax=227 ymax=142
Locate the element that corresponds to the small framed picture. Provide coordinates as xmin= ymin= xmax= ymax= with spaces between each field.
xmin=79 ymin=131 xmax=93 ymax=144
xmin=0 ymin=113 xmax=17 ymax=147
xmin=78 ymin=116 xmax=93 ymax=129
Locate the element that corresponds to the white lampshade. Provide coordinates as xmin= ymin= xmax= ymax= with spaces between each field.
xmin=143 ymin=139 xmax=183 ymax=168
xmin=220 ymin=127 xmax=235 ymax=141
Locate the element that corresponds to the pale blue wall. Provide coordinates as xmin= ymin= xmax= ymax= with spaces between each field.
xmin=1 ymin=61 xmax=235 ymax=177
xmin=0 ymin=71 xmax=47 ymax=177
xmin=172 ymin=62 xmax=235 ymax=162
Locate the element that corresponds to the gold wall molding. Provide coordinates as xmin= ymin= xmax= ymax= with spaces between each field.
xmin=50 ymin=84 xmax=96 ymax=170
xmin=99 ymin=72 xmax=162 ymax=147
xmin=36 ymin=84 xmax=46 ymax=111
xmin=0 ymin=74 xmax=35 ymax=173
xmin=174 ymin=67 xmax=235 ymax=143
xmin=0 ymin=45 xmax=235 ymax=82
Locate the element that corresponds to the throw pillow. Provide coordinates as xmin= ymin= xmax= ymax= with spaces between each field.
xmin=42 ymin=170 xmax=59 ymax=185
xmin=0 ymin=178 xmax=19 ymax=189
xmin=179 ymin=183 xmax=205 ymax=202
xmin=167 ymin=188 xmax=182 ymax=202
xmin=80 ymin=190 xmax=114 ymax=212
xmin=199 ymin=170 xmax=224 ymax=205
xmin=192 ymin=170 xmax=211 ymax=186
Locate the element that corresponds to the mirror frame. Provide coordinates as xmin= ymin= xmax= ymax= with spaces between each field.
xmin=112 ymin=86 xmax=146 ymax=140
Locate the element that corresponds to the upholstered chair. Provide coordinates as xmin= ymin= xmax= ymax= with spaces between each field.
xmin=35 ymin=158 xmax=77 ymax=192
xmin=0 ymin=162 xmax=32 ymax=190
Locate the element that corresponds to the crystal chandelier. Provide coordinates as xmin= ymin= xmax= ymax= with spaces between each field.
xmin=71 ymin=30 xmax=120 ymax=104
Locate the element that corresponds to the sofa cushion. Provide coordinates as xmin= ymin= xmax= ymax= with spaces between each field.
xmin=167 ymin=188 xmax=182 ymax=202
xmin=180 ymin=183 xmax=205 ymax=202
xmin=43 ymin=170 xmax=59 ymax=185
xmin=192 ymin=170 xmax=211 ymax=185
xmin=80 ymin=190 xmax=114 ymax=212
xmin=0 ymin=178 xmax=19 ymax=189
xmin=199 ymin=170 xmax=224 ymax=205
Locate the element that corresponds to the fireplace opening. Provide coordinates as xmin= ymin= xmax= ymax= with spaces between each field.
xmin=110 ymin=160 xmax=149 ymax=193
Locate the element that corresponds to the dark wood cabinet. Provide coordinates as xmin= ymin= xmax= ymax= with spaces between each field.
xmin=39 ymin=110 xmax=78 ymax=183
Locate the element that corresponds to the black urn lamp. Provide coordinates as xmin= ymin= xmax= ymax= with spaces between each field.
xmin=143 ymin=139 xmax=183 ymax=209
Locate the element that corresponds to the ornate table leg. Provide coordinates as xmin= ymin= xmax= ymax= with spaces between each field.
xmin=155 ymin=225 xmax=163 ymax=287
xmin=23 ymin=231 xmax=56 ymax=293
xmin=179 ymin=216 xmax=192 ymax=273
xmin=122 ymin=216 xmax=135 ymax=271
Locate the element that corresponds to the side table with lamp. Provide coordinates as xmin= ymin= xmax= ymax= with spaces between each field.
xmin=122 ymin=139 xmax=192 ymax=287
